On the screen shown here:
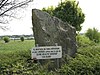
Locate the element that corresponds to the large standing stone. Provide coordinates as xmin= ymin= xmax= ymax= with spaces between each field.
xmin=32 ymin=9 xmax=77 ymax=68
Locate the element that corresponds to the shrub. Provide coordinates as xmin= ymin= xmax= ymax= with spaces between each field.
xmin=59 ymin=46 xmax=100 ymax=75
xmin=76 ymin=34 xmax=96 ymax=47
xmin=3 ymin=36 xmax=10 ymax=43
xmin=20 ymin=36 xmax=24 ymax=42
xmin=85 ymin=28 xmax=100 ymax=43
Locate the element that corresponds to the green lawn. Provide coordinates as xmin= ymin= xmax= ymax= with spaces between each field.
xmin=0 ymin=40 xmax=35 ymax=52
xmin=0 ymin=40 xmax=35 ymax=64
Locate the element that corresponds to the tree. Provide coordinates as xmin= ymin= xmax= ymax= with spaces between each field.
xmin=42 ymin=6 xmax=54 ymax=16
xmin=85 ymin=28 xmax=100 ymax=43
xmin=0 ymin=0 xmax=33 ymax=30
xmin=3 ymin=36 xmax=10 ymax=43
xmin=20 ymin=36 xmax=24 ymax=42
xmin=42 ymin=0 xmax=85 ymax=31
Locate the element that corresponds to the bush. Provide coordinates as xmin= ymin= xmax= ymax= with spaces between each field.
xmin=85 ymin=28 xmax=100 ymax=43
xmin=20 ymin=36 xmax=24 ymax=42
xmin=59 ymin=46 xmax=100 ymax=75
xmin=3 ymin=36 xmax=10 ymax=43
xmin=76 ymin=34 xmax=96 ymax=47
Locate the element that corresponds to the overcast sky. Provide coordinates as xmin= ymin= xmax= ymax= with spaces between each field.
xmin=0 ymin=0 xmax=100 ymax=35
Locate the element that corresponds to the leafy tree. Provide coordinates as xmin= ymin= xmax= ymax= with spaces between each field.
xmin=20 ymin=36 xmax=24 ymax=42
xmin=42 ymin=0 xmax=85 ymax=31
xmin=42 ymin=6 xmax=54 ymax=16
xmin=3 ymin=36 xmax=10 ymax=43
xmin=0 ymin=0 xmax=33 ymax=30
xmin=85 ymin=28 xmax=100 ymax=43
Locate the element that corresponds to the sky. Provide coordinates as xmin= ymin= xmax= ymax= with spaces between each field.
xmin=0 ymin=0 xmax=100 ymax=35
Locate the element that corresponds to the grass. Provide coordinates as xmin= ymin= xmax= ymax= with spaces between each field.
xmin=0 ymin=40 xmax=35 ymax=64
xmin=0 ymin=40 xmax=35 ymax=52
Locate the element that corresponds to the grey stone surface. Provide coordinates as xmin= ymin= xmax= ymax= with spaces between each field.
xmin=32 ymin=9 xmax=77 ymax=68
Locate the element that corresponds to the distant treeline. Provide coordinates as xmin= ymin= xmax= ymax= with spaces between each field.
xmin=0 ymin=34 xmax=34 ymax=40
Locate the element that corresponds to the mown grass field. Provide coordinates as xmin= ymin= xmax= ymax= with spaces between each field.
xmin=0 ymin=40 xmax=35 ymax=51
xmin=0 ymin=40 xmax=35 ymax=64
xmin=0 ymin=39 xmax=100 ymax=75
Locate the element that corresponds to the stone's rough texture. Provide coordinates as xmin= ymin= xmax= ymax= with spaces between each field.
xmin=32 ymin=9 xmax=77 ymax=57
